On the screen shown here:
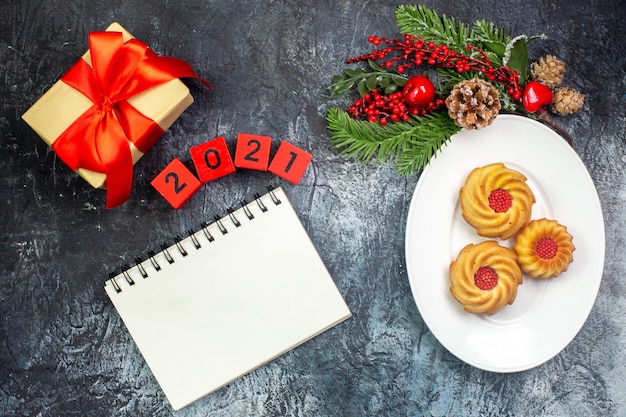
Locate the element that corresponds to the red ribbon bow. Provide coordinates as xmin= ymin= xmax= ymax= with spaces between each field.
xmin=52 ymin=30 xmax=210 ymax=208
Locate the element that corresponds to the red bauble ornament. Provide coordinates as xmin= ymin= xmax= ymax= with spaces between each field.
xmin=522 ymin=81 xmax=553 ymax=113
xmin=402 ymin=75 xmax=436 ymax=108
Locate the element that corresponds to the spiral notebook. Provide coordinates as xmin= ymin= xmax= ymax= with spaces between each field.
xmin=104 ymin=187 xmax=351 ymax=410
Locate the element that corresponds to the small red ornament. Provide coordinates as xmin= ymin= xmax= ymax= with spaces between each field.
xmin=402 ymin=75 xmax=436 ymax=108
xmin=522 ymin=81 xmax=553 ymax=113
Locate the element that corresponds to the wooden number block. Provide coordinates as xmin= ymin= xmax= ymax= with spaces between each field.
xmin=151 ymin=158 xmax=202 ymax=209
xmin=268 ymin=141 xmax=312 ymax=185
xmin=190 ymin=136 xmax=236 ymax=183
xmin=234 ymin=133 xmax=272 ymax=171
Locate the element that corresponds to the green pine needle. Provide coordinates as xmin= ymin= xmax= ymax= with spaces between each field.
xmin=470 ymin=19 xmax=512 ymax=45
xmin=395 ymin=5 xmax=470 ymax=50
xmin=396 ymin=5 xmax=527 ymax=68
xmin=326 ymin=108 xmax=461 ymax=175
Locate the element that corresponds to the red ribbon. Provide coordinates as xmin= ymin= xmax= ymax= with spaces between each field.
xmin=52 ymin=30 xmax=211 ymax=208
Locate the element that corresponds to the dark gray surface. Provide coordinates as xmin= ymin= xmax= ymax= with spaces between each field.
xmin=1 ymin=1 xmax=625 ymax=416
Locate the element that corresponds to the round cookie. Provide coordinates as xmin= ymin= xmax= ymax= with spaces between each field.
xmin=449 ymin=240 xmax=523 ymax=315
xmin=514 ymin=218 xmax=575 ymax=279
xmin=460 ymin=163 xmax=536 ymax=240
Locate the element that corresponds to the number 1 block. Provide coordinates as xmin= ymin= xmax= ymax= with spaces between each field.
xmin=190 ymin=136 xmax=236 ymax=183
xmin=151 ymin=158 xmax=202 ymax=209
xmin=234 ymin=133 xmax=272 ymax=171
xmin=268 ymin=141 xmax=313 ymax=185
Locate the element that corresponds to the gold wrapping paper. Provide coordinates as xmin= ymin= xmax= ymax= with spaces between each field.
xmin=22 ymin=22 xmax=194 ymax=189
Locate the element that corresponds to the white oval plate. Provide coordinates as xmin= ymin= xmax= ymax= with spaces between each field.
xmin=405 ymin=115 xmax=605 ymax=372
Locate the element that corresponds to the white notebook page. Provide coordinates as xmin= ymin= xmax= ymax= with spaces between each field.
xmin=104 ymin=187 xmax=351 ymax=410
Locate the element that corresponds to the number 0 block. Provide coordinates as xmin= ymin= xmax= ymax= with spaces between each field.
xmin=234 ymin=133 xmax=272 ymax=171
xmin=190 ymin=136 xmax=236 ymax=183
xmin=268 ymin=141 xmax=312 ymax=185
xmin=151 ymin=158 xmax=202 ymax=209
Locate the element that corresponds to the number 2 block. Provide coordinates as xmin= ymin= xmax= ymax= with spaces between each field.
xmin=190 ymin=136 xmax=236 ymax=183
xmin=151 ymin=158 xmax=202 ymax=209
xmin=234 ymin=133 xmax=272 ymax=171
xmin=268 ymin=141 xmax=313 ymax=185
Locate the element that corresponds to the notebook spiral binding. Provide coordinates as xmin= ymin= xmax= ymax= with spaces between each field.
xmin=108 ymin=188 xmax=282 ymax=294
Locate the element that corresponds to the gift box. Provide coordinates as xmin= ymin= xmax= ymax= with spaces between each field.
xmin=22 ymin=22 xmax=208 ymax=208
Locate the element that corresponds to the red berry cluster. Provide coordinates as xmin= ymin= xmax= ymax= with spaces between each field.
xmin=347 ymin=90 xmax=446 ymax=125
xmin=351 ymin=34 xmax=523 ymax=101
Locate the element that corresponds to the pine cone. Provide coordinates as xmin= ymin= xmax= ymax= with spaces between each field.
xmin=446 ymin=78 xmax=501 ymax=130
xmin=550 ymin=87 xmax=585 ymax=115
xmin=531 ymin=55 xmax=566 ymax=88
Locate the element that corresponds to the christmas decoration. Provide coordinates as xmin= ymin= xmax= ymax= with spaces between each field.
xmin=402 ymin=75 xmax=436 ymax=108
xmin=446 ymin=78 xmax=501 ymax=129
xmin=550 ymin=87 xmax=585 ymax=115
xmin=528 ymin=54 xmax=585 ymax=116
xmin=522 ymin=81 xmax=554 ymax=113
xmin=530 ymin=54 xmax=566 ymax=88
xmin=326 ymin=5 xmax=585 ymax=175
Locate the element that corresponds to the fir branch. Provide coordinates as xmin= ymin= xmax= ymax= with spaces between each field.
xmin=467 ymin=19 xmax=512 ymax=66
xmin=470 ymin=19 xmax=512 ymax=45
xmin=469 ymin=20 xmax=511 ymax=54
xmin=395 ymin=5 xmax=469 ymax=51
xmin=326 ymin=107 xmax=461 ymax=175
